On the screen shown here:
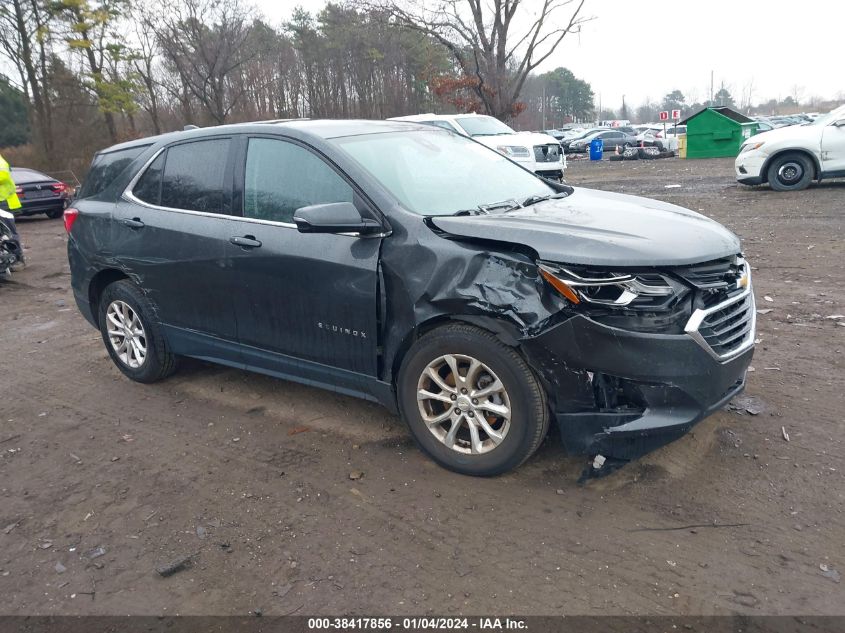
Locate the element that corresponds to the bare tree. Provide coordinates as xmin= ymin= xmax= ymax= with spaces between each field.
xmin=128 ymin=5 xmax=163 ymax=134
xmin=155 ymin=0 xmax=260 ymax=124
xmin=363 ymin=0 xmax=590 ymax=120
xmin=0 ymin=0 xmax=54 ymax=153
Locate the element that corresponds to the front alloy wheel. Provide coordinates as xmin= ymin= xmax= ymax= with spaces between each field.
xmin=417 ymin=354 xmax=511 ymax=455
xmin=398 ymin=323 xmax=548 ymax=476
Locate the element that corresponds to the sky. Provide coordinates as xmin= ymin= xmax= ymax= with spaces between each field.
xmin=254 ymin=0 xmax=845 ymax=111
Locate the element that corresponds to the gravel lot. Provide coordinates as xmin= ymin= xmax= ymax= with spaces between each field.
xmin=1 ymin=157 xmax=842 ymax=616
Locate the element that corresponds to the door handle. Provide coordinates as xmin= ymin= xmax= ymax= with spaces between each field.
xmin=230 ymin=235 xmax=262 ymax=249
xmin=121 ymin=218 xmax=145 ymax=229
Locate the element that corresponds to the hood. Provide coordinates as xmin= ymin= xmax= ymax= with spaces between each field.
xmin=745 ymin=124 xmax=820 ymax=146
xmin=429 ymin=187 xmax=741 ymax=267
xmin=474 ymin=131 xmax=560 ymax=149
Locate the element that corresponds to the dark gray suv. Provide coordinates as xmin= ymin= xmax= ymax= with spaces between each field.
xmin=66 ymin=120 xmax=755 ymax=476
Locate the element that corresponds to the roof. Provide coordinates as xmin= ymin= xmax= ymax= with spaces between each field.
xmin=679 ymin=106 xmax=754 ymax=126
xmin=389 ymin=113 xmax=485 ymax=122
xmin=93 ymin=119 xmax=437 ymax=156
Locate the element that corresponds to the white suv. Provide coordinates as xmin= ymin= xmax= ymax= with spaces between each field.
xmin=735 ymin=104 xmax=845 ymax=191
xmin=389 ymin=113 xmax=566 ymax=180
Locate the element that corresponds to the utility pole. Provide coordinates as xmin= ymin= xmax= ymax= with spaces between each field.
xmin=541 ymin=83 xmax=546 ymax=130
xmin=710 ymin=70 xmax=714 ymax=105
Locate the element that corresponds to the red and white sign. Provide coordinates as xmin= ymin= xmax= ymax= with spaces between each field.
xmin=671 ymin=109 xmax=681 ymax=120
xmin=659 ymin=111 xmax=669 ymax=121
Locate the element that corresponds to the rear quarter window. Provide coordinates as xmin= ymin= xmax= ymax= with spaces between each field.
xmin=78 ymin=145 xmax=150 ymax=199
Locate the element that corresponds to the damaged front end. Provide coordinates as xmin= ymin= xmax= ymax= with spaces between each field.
xmin=381 ymin=214 xmax=754 ymax=464
xmin=522 ymin=256 xmax=755 ymax=460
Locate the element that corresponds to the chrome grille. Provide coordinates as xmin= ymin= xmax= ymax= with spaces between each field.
xmin=698 ymin=293 xmax=754 ymax=357
xmin=533 ymin=144 xmax=561 ymax=163
xmin=685 ymin=286 xmax=755 ymax=360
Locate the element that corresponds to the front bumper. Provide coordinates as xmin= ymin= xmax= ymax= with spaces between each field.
xmin=522 ymin=308 xmax=754 ymax=460
xmin=735 ymin=150 xmax=767 ymax=184
xmin=513 ymin=158 xmax=566 ymax=179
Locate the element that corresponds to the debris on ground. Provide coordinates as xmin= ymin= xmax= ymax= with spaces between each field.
xmin=54 ymin=562 xmax=66 ymax=574
xmin=82 ymin=546 xmax=106 ymax=560
xmin=349 ymin=470 xmax=363 ymax=481
xmin=757 ymin=309 xmax=773 ymax=315
xmin=2 ymin=522 xmax=18 ymax=535
xmin=764 ymin=295 xmax=774 ymax=302
xmin=727 ymin=394 xmax=765 ymax=416
xmin=782 ymin=427 xmax=790 ymax=442
xmin=820 ymin=564 xmax=841 ymax=583
xmin=155 ymin=554 xmax=194 ymax=577
xmin=593 ymin=454 xmax=606 ymax=470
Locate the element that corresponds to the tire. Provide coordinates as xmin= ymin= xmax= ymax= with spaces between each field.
xmin=97 ymin=279 xmax=177 ymax=383
xmin=397 ymin=323 xmax=549 ymax=476
xmin=46 ymin=208 xmax=63 ymax=219
xmin=766 ymin=152 xmax=813 ymax=191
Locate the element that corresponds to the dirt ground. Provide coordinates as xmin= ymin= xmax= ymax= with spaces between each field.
xmin=1 ymin=157 xmax=843 ymax=616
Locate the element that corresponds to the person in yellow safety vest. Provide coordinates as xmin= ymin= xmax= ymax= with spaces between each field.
xmin=0 ymin=154 xmax=25 ymax=272
xmin=0 ymin=154 xmax=22 ymax=211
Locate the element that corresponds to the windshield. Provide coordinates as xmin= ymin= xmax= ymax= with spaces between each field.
xmin=455 ymin=116 xmax=515 ymax=137
xmin=810 ymin=105 xmax=845 ymax=126
xmin=334 ymin=130 xmax=554 ymax=216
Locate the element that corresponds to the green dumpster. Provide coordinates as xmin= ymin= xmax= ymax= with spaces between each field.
xmin=679 ymin=107 xmax=758 ymax=159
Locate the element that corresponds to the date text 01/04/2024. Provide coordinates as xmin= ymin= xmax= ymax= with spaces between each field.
xmin=306 ymin=617 xmax=527 ymax=630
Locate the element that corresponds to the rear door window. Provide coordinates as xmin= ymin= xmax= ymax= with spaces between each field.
xmin=243 ymin=138 xmax=353 ymax=224
xmin=158 ymin=139 xmax=232 ymax=213
xmin=78 ymin=145 xmax=150 ymax=199
xmin=132 ymin=153 xmax=165 ymax=205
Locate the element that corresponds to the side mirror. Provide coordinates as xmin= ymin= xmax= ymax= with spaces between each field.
xmin=293 ymin=202 xmax=383 ymax=235
xmin=834 ymin=119 xmax=845 ymax=127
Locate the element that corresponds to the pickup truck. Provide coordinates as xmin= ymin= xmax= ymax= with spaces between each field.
xmin=735 ymin=105 xmax=845 ymax=191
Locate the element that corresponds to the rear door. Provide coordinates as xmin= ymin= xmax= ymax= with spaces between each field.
xmin=227 ymin=135 xmax=382 ymax=385
xmin=114 ymin=137 xmax=243 ymax=362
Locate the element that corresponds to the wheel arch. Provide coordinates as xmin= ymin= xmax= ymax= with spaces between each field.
xmin=388 ymin=314 xmax=524 ymax=388
xmin=88 ymin=268 xmax=130 ymax=327
xmin=761 ymin=148 xmax=820 ymax=184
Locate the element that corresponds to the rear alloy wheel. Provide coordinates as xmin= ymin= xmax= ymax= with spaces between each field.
xmin=767 ymin=152 xmax=813 ymax=191
xmin=98 ymin=280 xmax=177 ymax=383
xmin=398 ymin=324 xmax=548 ymax=476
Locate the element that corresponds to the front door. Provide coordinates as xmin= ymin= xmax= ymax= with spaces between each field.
xmin=821 ymin=120 xmax=845 ymax=175
xmin=227 ymin=136 xmax=382 ymax=391
xmin=113 ymin=137 xmax=242 ymax=363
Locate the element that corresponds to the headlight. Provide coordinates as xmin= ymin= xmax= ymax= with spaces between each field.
xmin=740 ymin=141 xmax=765 ymax=154
xmin=496 ymin=145 xmax=530 ymax=158
xmin=538 ymin=263 xmax=683 ymax=307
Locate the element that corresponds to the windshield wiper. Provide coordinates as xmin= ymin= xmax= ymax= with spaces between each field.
xmin=519 ymin=191 xmax=571 ymax=208
xmin=478 ymin=199 xmax=521 ymax=213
